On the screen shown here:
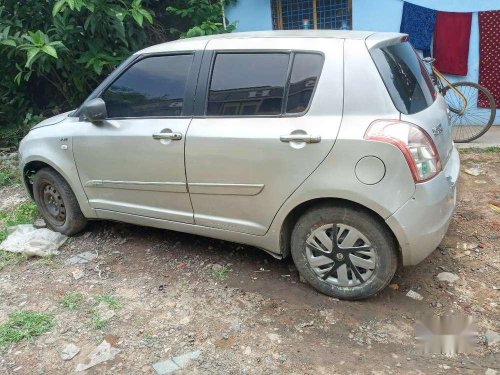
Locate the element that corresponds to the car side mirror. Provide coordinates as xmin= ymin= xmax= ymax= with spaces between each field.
xmin=80 ymin=98 xmax=107 ymax=122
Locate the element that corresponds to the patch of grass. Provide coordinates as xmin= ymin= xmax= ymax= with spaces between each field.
xmin=458 ymin=146 xmax=500 ymax=154
xmin=0 ymin=251 xmax=27 ymax=271
xmin=60 ymin=292 xmax=84 ymax=310
xmin=0 ymin=310 xmax=54 ymax=347
xmin=211 ymin=265 xmax=230 ymax=280
xmin=38 ymin=254 xmax=59 ymax=268
xmin=0 ymin=170 xmax=17 ymax=187
xmin=96 ymin=294 xmax=121 ymax=310
xmin=0 ymin=201 xmax=38 ymax=242
xmin=91 ymin=312 xmax=108 ymax=329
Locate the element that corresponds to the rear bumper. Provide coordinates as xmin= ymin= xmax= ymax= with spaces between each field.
xmin=386 ymin=146 xmax=460 ymax=266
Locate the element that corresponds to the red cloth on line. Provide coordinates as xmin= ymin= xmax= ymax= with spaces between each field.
xmin=478 ymin=10 xmax=500 ymax=108
xmin=433 ymin=11 xmax=472 ymax=76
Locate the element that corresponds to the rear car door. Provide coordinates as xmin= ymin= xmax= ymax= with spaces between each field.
xmin=185 ymin=38 xmax=344 ymax=235
xmin=73 ymin=53 xmax=200 ymax=223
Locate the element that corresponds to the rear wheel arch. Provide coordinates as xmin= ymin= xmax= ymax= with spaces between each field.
xmin=279 ymin=197 xmax=401 ymax=263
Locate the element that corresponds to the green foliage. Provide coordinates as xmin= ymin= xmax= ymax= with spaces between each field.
xmin=167 ymin=0 xmax=236 ymax=38
xmin=60 ymin=292 xmax=84 ymax=310
xmin=96 ymin=293 xmax=121 ymax=310
xmin=0 ymin=0 xmax=235 ymax=147
xmin=0 ymin=201 xmax=38 ymax=242
xmin=211 ymin=264 xmax=230 ymax=280
xmin=0 ymin=310 xmax=54 ymax=347
xmin=0 ymin=251 xmax=27 ymax=271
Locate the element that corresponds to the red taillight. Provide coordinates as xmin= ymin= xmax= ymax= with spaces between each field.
xmin=365 ymin=120 xmax=442 ymax=183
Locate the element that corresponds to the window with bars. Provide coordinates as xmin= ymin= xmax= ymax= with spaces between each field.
xmin=272 ymin=0 xmax=352 ymax=30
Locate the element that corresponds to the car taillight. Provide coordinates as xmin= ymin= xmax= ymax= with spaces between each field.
xmin=364 ymin=120 xmax=442 ymax=183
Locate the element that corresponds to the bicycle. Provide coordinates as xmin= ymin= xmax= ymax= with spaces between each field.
xmin=423 ymin=57 xmax=496 ymax=143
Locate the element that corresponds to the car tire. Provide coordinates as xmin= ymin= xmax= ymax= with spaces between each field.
xmin=33 ymin=168 xmax=87 ymax=236
xmin=291 ymin=204 xmax=397 ymax=300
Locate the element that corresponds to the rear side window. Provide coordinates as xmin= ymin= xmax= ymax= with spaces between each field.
xmin=207 ymin=53 xmax=290 ymax=116
xmin=102 ymin=54 xmax=193 ymax=118
xmin=286 ymin=53 xmax=324 ymax=114
xmin=370 ymin=42 xmax=435 ymax=115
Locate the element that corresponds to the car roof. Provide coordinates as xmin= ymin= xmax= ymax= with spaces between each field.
xmin=136 ymin=30 xmax=407 ymax=54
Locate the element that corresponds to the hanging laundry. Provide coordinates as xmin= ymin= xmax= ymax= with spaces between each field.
xmin=433 ymin=12 xmax=472 ymax=76
xmin=400 ymin=2 xmax=437 ymax=56
xmin=478 ymin=10 xmax=500 ymax=108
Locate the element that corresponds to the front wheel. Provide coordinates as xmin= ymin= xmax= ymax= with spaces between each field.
xmin=291 ymin=205 xmax=398 ymax=300
xmin=442 ymin=82 xmax=496 ymax=143
xmin=33 ymin=168 xmax=87 ymax=236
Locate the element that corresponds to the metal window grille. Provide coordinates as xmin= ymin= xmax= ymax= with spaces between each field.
xmin=272 ymin=0 xmax=352 ymax=30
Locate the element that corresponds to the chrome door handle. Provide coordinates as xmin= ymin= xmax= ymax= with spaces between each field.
xmin=152 ymin=132 xmax=182 ymax=141
xmin=280 ymin=134 xmax=321 ymax=143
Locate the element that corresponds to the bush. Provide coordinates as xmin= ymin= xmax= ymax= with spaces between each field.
xmin=0 ymin=0 xmax=235 ymax=147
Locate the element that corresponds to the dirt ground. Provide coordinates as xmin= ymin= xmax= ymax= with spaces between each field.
xmin=0 ymin=150 xmax=499 ymax=374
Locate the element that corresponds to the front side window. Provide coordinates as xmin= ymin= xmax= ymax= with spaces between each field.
xmin=102 ymin=54 xmax=193 ymax=118
xmin=207 ymin=53 xmax=290 ymax=116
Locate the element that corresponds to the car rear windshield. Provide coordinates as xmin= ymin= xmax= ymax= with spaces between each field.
xmin=370 ymin=42 xmax=436 ymax=115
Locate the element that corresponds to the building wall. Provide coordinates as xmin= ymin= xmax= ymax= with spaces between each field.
xmin=225 ymin=0 xmax=273 ymax=31
xmin=226 ymin=0 xmax=499 ymax=124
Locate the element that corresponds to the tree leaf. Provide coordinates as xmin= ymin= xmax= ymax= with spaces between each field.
xmin=41 ymin=45 xmax=58 ymax=59
xmin=52 ymin=1 xmax=65 ymax=17
xmin=0 ymin=39 xmax=16 ymax=47
xmin=139 ymin=9 xmax=153 ymax=24
xmin=131 ymin=10 xmax=143 ymax=26
xmin=25 ymin=48 xmax=40 ymax=68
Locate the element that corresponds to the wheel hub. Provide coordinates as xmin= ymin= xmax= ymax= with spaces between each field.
xmin=41 ymin=184 xmax=66 ymax=225
xmin=305 ymin=224 xmax=376 ymax=287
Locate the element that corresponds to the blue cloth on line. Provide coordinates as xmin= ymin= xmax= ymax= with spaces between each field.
xmin=400 ymin=1 xmax=437 ymax=55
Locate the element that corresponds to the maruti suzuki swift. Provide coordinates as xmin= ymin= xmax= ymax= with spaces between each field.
xmin=19 ymin=31 xmax=459 ymax=300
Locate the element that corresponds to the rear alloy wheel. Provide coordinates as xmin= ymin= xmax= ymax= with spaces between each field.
xmin=291 ymin=205 xmax=397 ymax=300
xmin=33 ymin=168 xmax=87 ymax=236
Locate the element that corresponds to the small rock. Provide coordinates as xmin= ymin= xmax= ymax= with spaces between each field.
xmin=299 ymin=274 xmax=307 ymax=284
xmin=267 ymin=333 xmax=280 ymax=342
xmin=65 ymin=251 xmax=97 ymax=265
xmin=485 ymin=330 xmax=499 ymax=346
xmin=72 ymin=268 xmax=84 ymax=280
xmin=464 ymin=167 xmax=481 ymax=176
xmin=75 ymin=340 xmax=120 ymax=372
xmin=33 ymin=219 xmax=46 ymax=229
xmin=436 ymin=272 xmax=459 ymax=284
xmin=294 ymin=320 xmax=314 ymax=331
xmin=212 ymin=264 xmax=223 ymax=271
xmin=152 ymin=350 xmax=201 ymax=375
xmin=60 ymin=343 xmax=80 ymax=361
xmin=388 ymin=283 xmax=399 ymax=290
xmin=406 ymin=290 xmax=423 ymax=301
xmin=431 ymin=301 xmax=442 ymax=308
xmin=95 ymin=302 xmax=116 ymax=322
xmin=485 ymin=369 xmax=497 ymax=375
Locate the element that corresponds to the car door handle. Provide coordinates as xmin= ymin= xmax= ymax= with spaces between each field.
xmin=280 ymin=134 xmax=321 ymax=143
xmin=152 ymin=132 xmax=183 ymax=141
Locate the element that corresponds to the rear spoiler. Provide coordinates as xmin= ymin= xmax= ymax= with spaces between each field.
xmin=365 ymin=33 xmax=409 ymax=50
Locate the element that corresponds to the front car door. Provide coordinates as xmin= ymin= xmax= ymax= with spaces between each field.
xmin=73 ymin=52 xmax=200 ymax=223
xmin=185 ymin=37 xmax=344 ymax=235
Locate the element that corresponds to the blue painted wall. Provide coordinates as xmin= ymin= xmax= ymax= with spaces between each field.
xmin=226 ymin=0 xmax=273 ymax=31
xmin=226 ymin=0 xmax=499 ymax=124
xmin=353 ymin=0 xmax=499 ymax=124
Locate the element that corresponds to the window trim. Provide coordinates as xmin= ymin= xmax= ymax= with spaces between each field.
xmin=75 ymin=50 xmax=203 ymax=120
xmin=199 ymin=49 xmax=324 ymax=119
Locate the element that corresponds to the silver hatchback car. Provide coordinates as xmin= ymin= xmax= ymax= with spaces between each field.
xmin=19 ymin=31 xmax=459 ymax=300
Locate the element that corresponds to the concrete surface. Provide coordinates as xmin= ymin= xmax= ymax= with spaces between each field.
xmin=456 ymin=126 xmax=500 ymax=149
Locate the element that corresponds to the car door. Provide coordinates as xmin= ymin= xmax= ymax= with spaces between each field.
xmin=185 ymin=38 xmax=344 ymax=235
xmin=73 ymin=52 xmax=200 ymax=224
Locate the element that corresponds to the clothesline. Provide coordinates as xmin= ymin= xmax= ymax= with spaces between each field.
xmin=399 ymin=0 xmax=499 ymax=13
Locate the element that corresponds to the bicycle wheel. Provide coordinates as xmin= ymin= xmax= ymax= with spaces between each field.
xmin=442 ymin=82 xmax=496 ymax=143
